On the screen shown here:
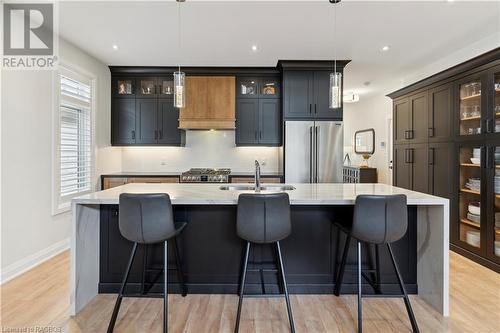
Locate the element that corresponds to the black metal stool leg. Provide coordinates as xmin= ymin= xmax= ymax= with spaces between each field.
xmin=140 ymin=245 xmax=148 ymax=295
xmin=172 ymin=237 xmax=187 ymax=297
xmin=164 ymin=240 xmax=168 ymax=333
xmin=387 ymin=244 xmax=419 ymax=333
xmin=334 ymin=233 xmax=351 ymax=296
xmin=107 ymin=242 xmax=138 ymax=333
xmin=276 ymin=241 xmax=295 ymax=333
xmin=357 ymin=241 xmax=363 ymax=333
xmin=235 ymin=242 xmax=250 ymax=333
xmin=375 ymin=244 xmax=382 ymax=294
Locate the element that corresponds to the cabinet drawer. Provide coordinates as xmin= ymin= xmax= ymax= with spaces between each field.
xmin=231 ymin=176 xmax=281 ymax=183
xmin=127 ymin=177 xmax=179 ymax=184
xmin=103 ymin=177 xmax=128 ymax=190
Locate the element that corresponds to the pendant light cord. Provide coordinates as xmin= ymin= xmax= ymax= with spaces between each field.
xmin=178 ymin=0 xmax=181 ymax=72
xmin=333 ymin=1 xmax=337 ymax=74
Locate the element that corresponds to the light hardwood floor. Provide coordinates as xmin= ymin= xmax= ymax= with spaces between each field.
xmin=1 ymin=251 xmax=499 ymax=332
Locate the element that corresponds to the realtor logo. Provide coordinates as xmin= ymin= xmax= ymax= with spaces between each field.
xmin=2 ymin=2 xmax=58 ymax=69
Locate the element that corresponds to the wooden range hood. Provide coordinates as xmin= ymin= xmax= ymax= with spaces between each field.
xmin=178 ymin=76 xmax=236 ymax=129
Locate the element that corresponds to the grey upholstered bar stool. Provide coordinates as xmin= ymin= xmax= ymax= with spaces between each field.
xmin=235 ymin=193 xmax=295 ymax=333
xmin=334 ymin=195 xmax=419 ymax=333
xmin=107 ymin=193 xmax=187 ymax=333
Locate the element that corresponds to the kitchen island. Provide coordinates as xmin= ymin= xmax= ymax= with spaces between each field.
xmin=71 ymin=183 xmax=449 ymax=317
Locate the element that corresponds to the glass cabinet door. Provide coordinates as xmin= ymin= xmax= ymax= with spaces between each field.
xmin=458 ymin=145 xmax=483 ymax=251
xmin=158 ymin=77 xmax=174 ymax=97
xmin=459 ymin=79 xmax=482 ymax=136
xmin=114 ymin=78 xmax=135 ymax=98
xmin=237 ymin=78 xmax=258 ymax=98
xmin=260 ymin=78 xmax=280 ymax=98
xmin=137 ymin=77 xmax=157 ymax=98
xmin=494 ymin=72 xmax=500 ymax=133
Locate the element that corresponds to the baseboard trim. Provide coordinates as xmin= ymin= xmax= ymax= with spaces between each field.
xmin=0 ymin=238 xmax=70 ymax=284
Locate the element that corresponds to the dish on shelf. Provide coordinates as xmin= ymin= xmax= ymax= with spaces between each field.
xmin=468 ymin=202 xmax=480 ymax=215
xmin=470 ymin=158 xmax=480 ymax=165
xmin=495 ymin=240 xmax=500 ymax=257
xmin=465 ymin=230 xmax=480 ymax=248
xmin=466 ymin=212 xmax=480 ymax=224
xmin=473 ymin=148 xmax=481 ymax=157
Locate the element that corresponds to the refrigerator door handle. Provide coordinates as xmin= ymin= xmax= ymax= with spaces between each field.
xmin=315 ymin=126 xmax=319 ymax=183
xmin=309 ymin=126 xmax=313 ymax=183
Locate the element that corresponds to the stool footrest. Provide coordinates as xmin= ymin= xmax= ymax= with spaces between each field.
xmin=242 ymin=294 xmax=285 ymax=299
xmin=122 ymin=293 xmax=165 ymax=299
xmin=246 ymin=268 xmax=278 ymax=272
xmin=362 ymin=294 xmax=405 ymax=299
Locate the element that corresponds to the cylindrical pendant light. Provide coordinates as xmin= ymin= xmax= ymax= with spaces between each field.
xmin=329 ymin=72 xmax=342 ymax=109
xmin=174 ymin=70 xmax=185 ymax=108
xmin=174 ymin=0 xmax=186 ymax=109
xmin=329 ymin=0 xmax=342 ymax=109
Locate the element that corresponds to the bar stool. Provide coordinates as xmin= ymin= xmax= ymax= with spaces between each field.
xmin=235 ymin=193 xmax=295 ymax=333
xmin=107 ymin=193 xmax=187 ymax=333
xmin=334 ymin=195 xmax=419 ymax=333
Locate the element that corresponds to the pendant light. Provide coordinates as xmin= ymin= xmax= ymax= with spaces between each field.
xmin=174 ymin=0 xmax=186 ymax=109
xmin=329 ymin=0 xmax=342 ymax=109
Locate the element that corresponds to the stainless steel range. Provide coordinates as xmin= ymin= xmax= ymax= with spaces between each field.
xmin=180 ymin=168 xmax=231 ymax=183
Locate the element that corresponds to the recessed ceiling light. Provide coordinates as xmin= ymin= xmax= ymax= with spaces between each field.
xmin=251 ymin=45 xmax=258 ymax=52
xmin=112 ymin=44 xmax=119 ymax=50
xmin=381 ymin=45 xmax=390 ymax=52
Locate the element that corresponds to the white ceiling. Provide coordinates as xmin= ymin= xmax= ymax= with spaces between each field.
xmin=59 ymin=1 xmax=500 ymax=97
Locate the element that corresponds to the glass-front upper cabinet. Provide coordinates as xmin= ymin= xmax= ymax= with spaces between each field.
xmin=158 ymin=77 xmax=174 ymax=97
xmin=237 ymin=78 xmax=259 ymax=98
xmin=113 ymin=77 xmax=135 ymax=98
xmin=137 ymin=77 xmax=157 ymax=98
xmin=237 ymin=77 xmax=281 ymax=99
xmin=458 ymin=78 xmax=483 ymax=137
xmin=491 ymin=146 xmax=500 ymax=261
xmin=260 ymin=78 xmax=280 ymax=98
xmin=458 ymin=145 xmax=483 ymax=253
xmin=493 ymin=71 xmax=500 ymax=133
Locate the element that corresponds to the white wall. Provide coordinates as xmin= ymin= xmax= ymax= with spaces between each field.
xmin=0 ymin=38 xmax=119 ymax=282
xmin=121 ymin=130 xmax=280 ymax=173
xmin=343 ymin=97 xmax=392 ymax=184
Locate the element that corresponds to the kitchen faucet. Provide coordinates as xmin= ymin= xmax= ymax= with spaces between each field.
xmin=254 ymin=160 xmax=261 ymax=192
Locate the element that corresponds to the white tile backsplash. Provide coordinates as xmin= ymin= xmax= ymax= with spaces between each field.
xmin=121 ymin=130 xmax=281 ymax=173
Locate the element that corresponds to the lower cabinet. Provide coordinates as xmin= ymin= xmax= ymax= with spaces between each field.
xmin=394 ymin=143 xmax=452 ymax=196
xmin=101 ymin=175 xmax=180 ymax=190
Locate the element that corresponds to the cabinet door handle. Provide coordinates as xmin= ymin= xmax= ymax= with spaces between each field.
xmin=131 ymin=130 xmax=135 ymax=140
xmin=154 ymin=130 xmax=158 ymax=140
xmin=259 ymin=131 xmax=262 ymax=139
xmin=314 ymin=104 xmax=317 ymax=114
xmin=309 ymin=104 xmax=312 ymax=114
xmin=486 ymin=146 xmax=494 ymax=169
xmin=429 ymin=148 xmax=435 ymax=165
xmin=408 ymin=130 xmax=414 ymax=139
xmin=404 ymin=149 xmax=409 ymax=163
xmin=486 ymin=119 xmax=493 ymax=134
xmin=159 ymin=130 xmax=163 ymax=139
xmin=428 ymin=127 xmax=435 ymax=138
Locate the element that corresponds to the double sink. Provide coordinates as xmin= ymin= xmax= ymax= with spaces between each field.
xmin=219 ymin=185 xmax=296 ymax=191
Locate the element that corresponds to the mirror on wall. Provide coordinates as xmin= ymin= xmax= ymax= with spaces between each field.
xmin=354 ymin=129 xmax=375 ymax=167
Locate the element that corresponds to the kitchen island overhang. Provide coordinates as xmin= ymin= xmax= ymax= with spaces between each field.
xmin=71 ymin=183 xmax=449 ymax=317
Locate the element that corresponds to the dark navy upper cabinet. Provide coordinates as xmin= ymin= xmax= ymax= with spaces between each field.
xmin=111 ymin=99 xmax=136 ymax=144
xmin=279 ymin=60 xmax=349 ymax=121
xmin=236 ymin=75 xmax=282 ymax=146
xmin=236 ymin=99 xmax=259 ymax=145
xmin=158 ymin=99 xmax=185 ymax=145
xmin=259 ymin=99 xmax=281 ymax=145
xmin=111 ymin=73 xmax=185 ymax=146
xmin=135 ymin=99 xmax=157 ymax=144
xmin=283 ymin=71 xmax=313 ymax=118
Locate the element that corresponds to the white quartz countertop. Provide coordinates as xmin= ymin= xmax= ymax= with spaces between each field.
xmin=73 ymin=183 xmax=448 ymax=206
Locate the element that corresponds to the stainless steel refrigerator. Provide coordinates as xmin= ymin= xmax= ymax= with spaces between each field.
xmin=285 ymin=121 xmax=343 ymax=183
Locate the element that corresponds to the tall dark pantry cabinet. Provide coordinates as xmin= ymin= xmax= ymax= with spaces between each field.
xmin=389 ymin=48 xmax=500 ymax=272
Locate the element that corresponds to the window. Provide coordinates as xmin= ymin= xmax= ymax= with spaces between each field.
xmin=54 ymin=69 xmax=94 ymax=212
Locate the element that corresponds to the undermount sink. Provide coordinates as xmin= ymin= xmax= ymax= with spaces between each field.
xmin=219 ymin=185 xmax=296 ymax=191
